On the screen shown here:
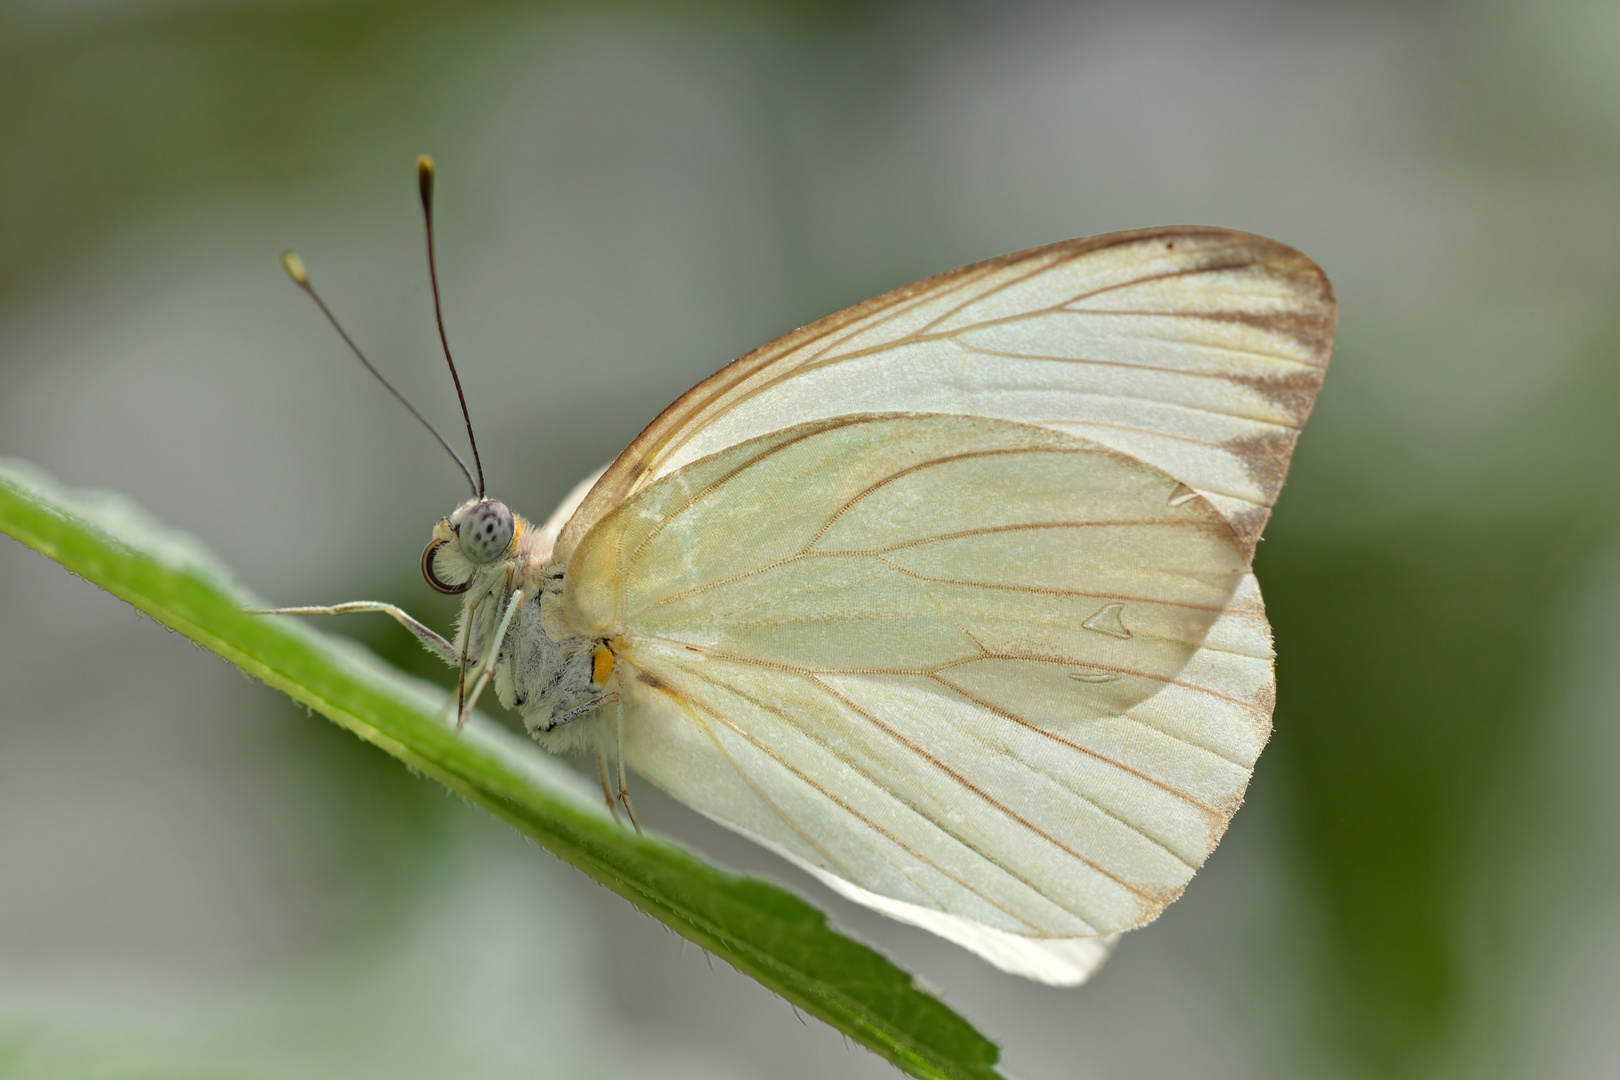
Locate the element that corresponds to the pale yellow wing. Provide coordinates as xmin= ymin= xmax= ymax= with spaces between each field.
xmin=555 ymin=227 xmax=1334 ymax=564
xmin=564 ymin=414 xmax=1273 ymax=984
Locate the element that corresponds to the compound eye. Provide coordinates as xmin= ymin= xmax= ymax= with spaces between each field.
xmin=421 ymin=539 xmax=470 ymax=595
xmin=458 ymin=500 xmax=516 ymax=564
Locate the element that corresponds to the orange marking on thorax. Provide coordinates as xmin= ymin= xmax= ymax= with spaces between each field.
xmin=592 ymin=643 xmax=616 ymax=686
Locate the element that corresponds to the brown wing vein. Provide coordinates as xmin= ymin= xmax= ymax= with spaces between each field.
xmin=641 ymin=638 xmax=1263 ymax=718
xmin=806 ymin=675 xmax=1169 ymax=904
xmin=1035 ymin=417 xmax=1292 ymax=454
xmin=803 ymin=260 xmax=1015 ymax=367
xmin=926 ymin=672 xmax=1230 ymax=813
xmin=806 ymin=445 xmax=1118 ymax=551
xmin=1055 ymin=257 xmax=1269 ymax=309
xmin=635 ymin=549 xmax=1241 ymax=616
xmin=639 ymin=277 xmax=1317 ymax=485
xmin=931 ymin=650 xmax=1267 ymax=715
xmin=954 ymin=340 xmax=1318 ymax=401
xmin=862 ymin=518 xmax=1228 ymax=556
xmin=624 ymin=655 xmax=856 ymax=882
xmin=658 ymin=660 xmax=1073 ymax=932
xmin=646 ymin=640 xmax=1255 ymax=785
xmin=910 ymin=248 xmax=1095 ymax=338
xmin=783 ymin=672 xmax=1203 ymax=872
xmin=1059 ymin=309 xmax=1332 ymax=364
xmin=909 ymin=247 xmax=1274 ymax=342
xmin=620 ymin=415 xmax=882 ymax=576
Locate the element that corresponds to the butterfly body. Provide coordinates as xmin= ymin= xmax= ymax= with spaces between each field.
xmin=423 ymin=501 xmax=614 ymax=748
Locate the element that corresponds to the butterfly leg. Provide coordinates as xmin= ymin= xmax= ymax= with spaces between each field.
xmin=251 ymin=602 xmax=458 ymax=664
xmin=450 ymin=573 xmax=510 ymax=722
xmin=592 ymin=725 xmax=623 ymax=824
xmin=454 ymin=587 xmax=524 ymax=730
xmin=615 ymin=696 xmax=641 ymax=834
xmin=448 ymin=566 xmax=516 ymax=724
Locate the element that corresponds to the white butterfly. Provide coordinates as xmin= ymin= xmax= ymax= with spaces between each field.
xmin=274 ymin=173 xmax=1334 ymax=986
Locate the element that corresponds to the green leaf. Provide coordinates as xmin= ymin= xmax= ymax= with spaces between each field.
xmin=0 ymin=458 xmax=1003 ymax=1080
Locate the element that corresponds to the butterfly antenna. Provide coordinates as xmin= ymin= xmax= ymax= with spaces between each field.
xmin=417 ymin=155 xmax=486 ymax=499
xmin=279 ymin=250 xmax=479 ymax=496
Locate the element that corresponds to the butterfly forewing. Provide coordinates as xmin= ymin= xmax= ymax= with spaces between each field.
xmin=554 ymin=227 xmax=1333 ymax=564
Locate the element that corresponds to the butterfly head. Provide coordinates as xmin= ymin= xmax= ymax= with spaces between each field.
xmin=421 ymin=497 xmax=521 ymax=595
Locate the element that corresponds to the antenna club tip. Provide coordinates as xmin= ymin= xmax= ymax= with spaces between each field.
xmin=417 ymin=155 xmax=435 ymax=207
xmin=280 ymin=250 xmax=309 ymax=286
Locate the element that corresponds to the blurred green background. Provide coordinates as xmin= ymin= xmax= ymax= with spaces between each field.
xmin=2 ymin=1 xmax=1617 ymax=1077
